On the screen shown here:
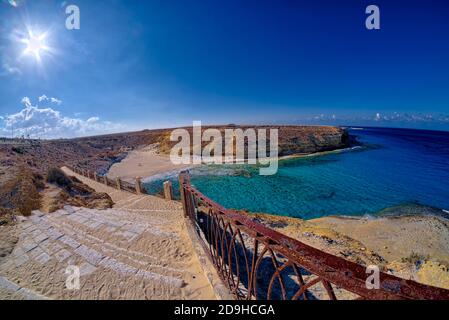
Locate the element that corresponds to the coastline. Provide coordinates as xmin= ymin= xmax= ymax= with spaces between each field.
xmin=107 ymin=143 xmax=363 ymax=183
xmin=105 ymin=142 xmax=449 ymax=290
xmin=249 ymin=211 xmax=449 ymax=290
xmin=106 ymin=144 xmax=194 ymax=183
xmin=104 ymin=142 xmax=449 ymax=278
xmin=278 ymin=145 xmax=364 ymax=161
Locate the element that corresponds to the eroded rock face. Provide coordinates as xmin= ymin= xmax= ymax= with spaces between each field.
xmin=157 ymin=125 xmax=351 ymax=156
xmin=274 ymin=126 xmax=350 ymax=156
xmin=1 ymin=126 xmax=350 ymax=175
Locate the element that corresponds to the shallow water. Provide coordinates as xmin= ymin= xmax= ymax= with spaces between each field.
xmin=144 ymin=127 xmax=449 ymax=219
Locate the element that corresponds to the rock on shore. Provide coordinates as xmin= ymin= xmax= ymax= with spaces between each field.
xmin=248 ymin=210 xmax=449 ymax=290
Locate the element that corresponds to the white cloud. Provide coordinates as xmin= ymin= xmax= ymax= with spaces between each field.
xmin=38 ymin=95 xmax=62 ymax=105
xmin=297 ymin=112 xmax=449 ymax=130
xmin=1 ymin=62 xmax=22 ymax=76
xmin=0 ymin=96 xmax=124 ymax=139
xmin=21 ymin=97 xmax=31 ymax=107
xmin=87 ymin=117 xmax=100 ymax=123
xmin=51 ymin=97 xmax=62 ymax=105
xmin=38 ymin=95 xmax=48 ymax=102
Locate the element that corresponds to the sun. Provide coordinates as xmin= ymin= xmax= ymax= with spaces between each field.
xmin=21 ymin=30 xmax=50 ymax=62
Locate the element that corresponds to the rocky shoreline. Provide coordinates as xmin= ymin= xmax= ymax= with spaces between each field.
xmin=247 ymin=204 xmax=449 ymax=290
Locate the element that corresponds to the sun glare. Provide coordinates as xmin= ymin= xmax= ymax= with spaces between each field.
xmin=21 ymin=30 xmax=50 ymax=62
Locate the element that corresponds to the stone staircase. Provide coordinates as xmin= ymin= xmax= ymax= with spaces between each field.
xmin=0 ymin=168 xmax=215 ymax=300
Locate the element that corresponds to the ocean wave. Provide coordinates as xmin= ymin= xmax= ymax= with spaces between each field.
xmin=141 ymin=167 xmax=193 ymax=183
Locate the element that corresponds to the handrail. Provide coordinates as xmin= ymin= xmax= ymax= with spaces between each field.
xmin=178 ymin=171 xmax=449 ymax=300
xmin=66 ymin=165 xmax=142 ymax=195
xmin=66 ymin=165 xmax=174 ymax=200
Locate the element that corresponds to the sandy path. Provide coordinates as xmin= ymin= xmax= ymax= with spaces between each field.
xmin=107 ymin=145 xmax=192 ymax=182
xmin=0 ymin=167 xmax=215 ymax=300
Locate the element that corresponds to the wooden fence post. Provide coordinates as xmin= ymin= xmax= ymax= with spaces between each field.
xmin=163 ymin=181 xmax=173 ymax=200
xmin=135 ymin=177 xmax=143 ymax=194
xmin=179 ymin=173 xmax=188 ymax=217
xmin=116 ymin=177 xmax=122 ymax=190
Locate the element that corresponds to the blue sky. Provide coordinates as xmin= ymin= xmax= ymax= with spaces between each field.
xmin=1 ymin=0 xmax=449 ymax=138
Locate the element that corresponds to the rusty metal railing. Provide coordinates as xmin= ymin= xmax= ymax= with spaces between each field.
xmin=179 ymin=171 xmax=449 ymax=300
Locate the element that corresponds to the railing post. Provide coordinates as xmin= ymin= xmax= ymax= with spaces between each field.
xmin=104 ymin=176 xmax=108 ymax=185
xmin=179 ymin=173 xmax=188 ymax=218
xmin=93 ymin=172 xmax=98 ymax=182
xmin=135 ymin=177 xmax=143 ymax=194
xmin=116 ymin=177 xmax=122 ymax=190
xmin=163 ymin=181 xmax=174 ymax=200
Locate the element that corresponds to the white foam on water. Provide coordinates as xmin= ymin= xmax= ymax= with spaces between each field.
xmin=141 ymin=167 xmax=194 ymax=183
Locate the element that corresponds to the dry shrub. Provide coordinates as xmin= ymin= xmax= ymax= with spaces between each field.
xmin=46 ymin=167 xmax=72 ymax=188
xmin=0 ymin=165 xmax=41 ymax=217
xmin=0 ymin=208 xmax=13 ymax=226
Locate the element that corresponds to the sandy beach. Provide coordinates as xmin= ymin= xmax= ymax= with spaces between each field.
xmin=107 ymin=144 xmax=193 ymax=182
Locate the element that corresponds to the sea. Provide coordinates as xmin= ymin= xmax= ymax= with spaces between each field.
xmin=143 ymin=127 xmax=449 ymax=220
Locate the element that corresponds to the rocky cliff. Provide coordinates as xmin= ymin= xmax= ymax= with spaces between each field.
xmin=156 ymin=125 xmax=350 ymax=156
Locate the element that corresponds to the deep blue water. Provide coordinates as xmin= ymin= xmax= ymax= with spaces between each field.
xmin=144 ymin=127 xmax=449 ymax=219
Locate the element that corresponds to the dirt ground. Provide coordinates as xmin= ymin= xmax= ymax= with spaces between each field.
xmin=252 ymin=212 xmax=449 ymax=289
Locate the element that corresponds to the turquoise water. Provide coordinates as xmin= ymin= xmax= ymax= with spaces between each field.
xmin=144 ymin=127 xmax=449 ymax=219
